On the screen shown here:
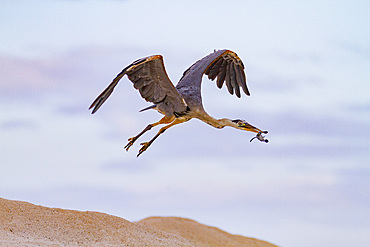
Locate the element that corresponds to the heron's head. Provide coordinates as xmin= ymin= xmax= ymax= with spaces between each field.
xmin=231 ymin=119 xmax=266 ymax=134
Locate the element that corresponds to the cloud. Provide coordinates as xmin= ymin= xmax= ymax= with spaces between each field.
xmin=337 ymin=41 xmax=370 ymax=60
xmin=0 ymin=119 xmax=37 ymax=130
xmin=0 ymin=46 xmax=148 ymax=97
xmin=346 ymin=102 xmax=370 ymax=113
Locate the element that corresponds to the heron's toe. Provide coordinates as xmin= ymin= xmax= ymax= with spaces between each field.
xmin=124 ymin=137 xmax=136 ymax=151
xmin=137 ymin=142 xmax=150 ymax=157
xmin=124 ymin=143 xmax=132 ymax=151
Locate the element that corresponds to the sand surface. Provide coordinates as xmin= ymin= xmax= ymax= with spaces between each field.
xmin=0 ymin=197 xmax=278 ymax=246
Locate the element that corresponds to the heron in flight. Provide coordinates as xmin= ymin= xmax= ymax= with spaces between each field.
xmin=89 ymin=49 xmax=268 ymax=157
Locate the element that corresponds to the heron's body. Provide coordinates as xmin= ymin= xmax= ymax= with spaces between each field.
xmin=90 ymin=49 xmax=268 ymax=156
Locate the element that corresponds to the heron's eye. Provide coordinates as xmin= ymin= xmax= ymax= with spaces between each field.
xmin=238 ymin=122 xmax=244 ymax=126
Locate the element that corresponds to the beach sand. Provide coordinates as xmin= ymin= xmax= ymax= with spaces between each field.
xmin=0 ymin=197 xmax=278 ymax=246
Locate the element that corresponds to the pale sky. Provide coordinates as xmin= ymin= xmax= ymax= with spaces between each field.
xmin=1 ymin=1 xmax=370 ymax=246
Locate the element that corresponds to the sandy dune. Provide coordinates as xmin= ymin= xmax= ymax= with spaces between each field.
xmin=0 ymin=197 xmax=278 ymax=246
xmin=138 ymin=217 xmax=277 ymax=247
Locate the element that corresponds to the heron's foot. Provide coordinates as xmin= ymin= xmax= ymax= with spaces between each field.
xmin=250 ymin=131 xmax=269 ymax=143
xmin=137 ymin=141 xmax=151 ymax=157
xmin=124 ymin=137 xmax=137 ymax=151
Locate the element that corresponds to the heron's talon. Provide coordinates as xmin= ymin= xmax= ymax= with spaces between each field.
xmin=137 ymin=142 xmax=151 ymax=157
xmin=124 ymin=144 xmax=132 ymax=151
xmin=124 ymin=137 xmax=136 ymax=151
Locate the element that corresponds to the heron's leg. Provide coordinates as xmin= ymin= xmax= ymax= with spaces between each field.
xmin=124 ymin=115 xmax=175 ymax=151
xmin=137 ymin=118 xmax=187 ymax=157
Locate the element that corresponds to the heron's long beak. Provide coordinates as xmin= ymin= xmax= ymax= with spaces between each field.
xmin=241 ymin=123 xmax=266 ymax=134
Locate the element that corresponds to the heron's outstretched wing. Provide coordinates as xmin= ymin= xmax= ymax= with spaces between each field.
xmin=176 ymin=49 xmax=249 ymax=101
xmin=89 ymin=55 xmax=187 ymax=115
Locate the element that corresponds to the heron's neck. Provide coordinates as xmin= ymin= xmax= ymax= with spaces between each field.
xmin=200 ymin=114 xmax=234 ymax=129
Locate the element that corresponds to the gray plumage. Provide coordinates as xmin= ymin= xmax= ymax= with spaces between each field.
xmin=89 ymin=49 xmax=268 ymax=157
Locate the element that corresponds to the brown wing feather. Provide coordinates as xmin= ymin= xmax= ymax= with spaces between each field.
xmin=204 ymin=50 xmax=250 ymax=97
xmin=89 ymin=55 xmax=187 ymax=115
xmin=225 ymin=63 xmax=234 ymax=95
xmin=207 ymin=58 xmax=224 ymax=80
xmin=216 ymin=60 xmax=227 ymax=89
xmin=231 ymin=63 xmax=241 ymax=98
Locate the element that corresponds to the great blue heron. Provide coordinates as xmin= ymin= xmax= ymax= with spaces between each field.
xmin=89 ymin=49 xmax=268 ymax=157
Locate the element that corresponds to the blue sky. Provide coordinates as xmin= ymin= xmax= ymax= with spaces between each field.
xmin=1 ymin=0 xmax=370 ymax=246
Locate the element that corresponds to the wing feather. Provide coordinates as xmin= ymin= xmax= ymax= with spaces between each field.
xmin=133 ymin=77 xmax=147 ymax=89
xmin=88 ymin=73 xmax=124 ymax=114
xmin=89 ymin=55 xmax=187 ymax=115
xmin=232 ymin=63 xmax=241 ymax=98
xmin=204 ymin=50 xmax=249 ymax=98
xmin=238 ymin=65 xmax=249 ymax=95
xmin=140 ymin=83 xmax=153 ymax=98
xmin=216 ymin=60 xmax=227 ymax=89
xmin=206 ymin=58 xmax=224 ymax=80
xmin=225 ymin=63 xmax=234 ymax=95
xmin=176 ymin=49 xmax=249 ymax=110
xmin=229 ymin=63 xmax=240 ymax=97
